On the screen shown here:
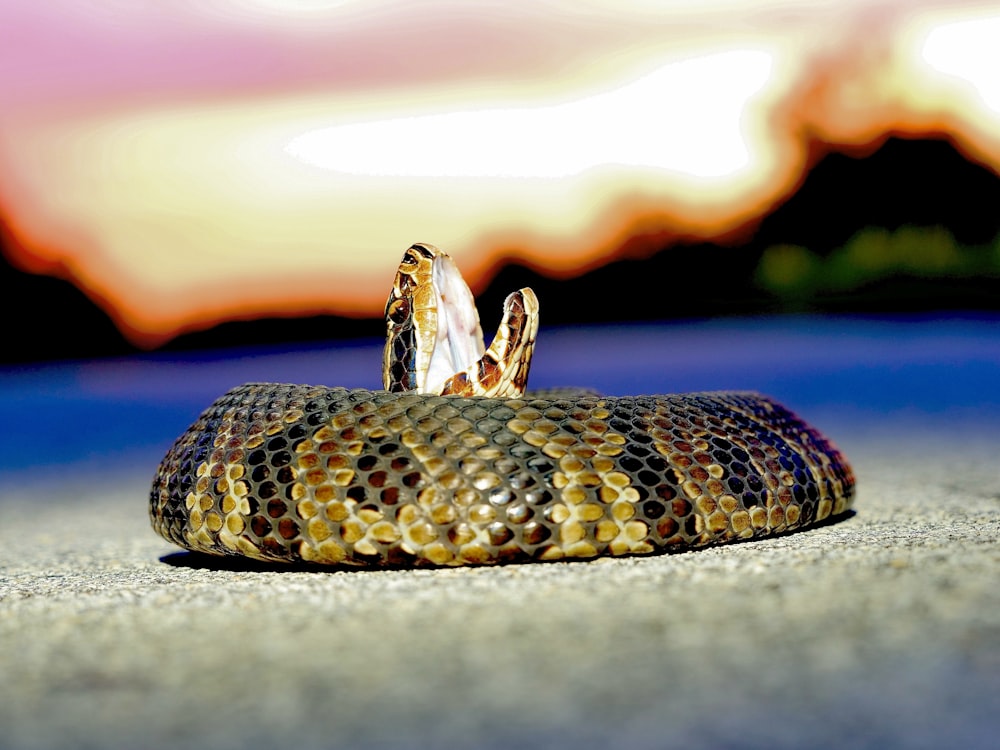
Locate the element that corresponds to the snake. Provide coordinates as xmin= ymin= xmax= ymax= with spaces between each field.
xmin=150 ymin=243 xmax=856 ymax=567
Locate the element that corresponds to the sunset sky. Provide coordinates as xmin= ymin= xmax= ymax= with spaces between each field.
xmin=2 ymin=0 xmax=1000 ymax=347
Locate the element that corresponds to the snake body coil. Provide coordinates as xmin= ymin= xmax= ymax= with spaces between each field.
xmin=150 ymin=384 xmax=855 ymax=567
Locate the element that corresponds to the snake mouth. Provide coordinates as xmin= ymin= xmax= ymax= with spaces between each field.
xmin=383 ymin=243 xmax=539 ymax=397
xmin=424 ymin=252 xmax=486 ymax=394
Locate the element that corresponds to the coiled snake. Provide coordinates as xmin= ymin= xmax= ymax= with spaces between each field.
xmin=150 ymin=244 xmax=855 ymax=567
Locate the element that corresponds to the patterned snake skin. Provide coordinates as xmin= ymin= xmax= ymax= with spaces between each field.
xmin=150 ymin=384 xmax=855 ymax=566
xmin=150 ymin=243 xmax=855 ymax=567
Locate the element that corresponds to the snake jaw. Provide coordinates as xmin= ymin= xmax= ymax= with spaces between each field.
xmin=383 ymin=243 xmax=539 ymax=397
xmin=424 ymin=252 xmax=486 ymax=394
xmin=441 ymin=286 xmax=538 ymax=397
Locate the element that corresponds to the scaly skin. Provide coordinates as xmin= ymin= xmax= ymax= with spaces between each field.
xmin=150 ymin=383 xmax=855 ymax=567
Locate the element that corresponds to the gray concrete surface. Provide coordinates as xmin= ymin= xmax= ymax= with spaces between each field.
xmin=1 ymin=422 xmax=998 ymax=750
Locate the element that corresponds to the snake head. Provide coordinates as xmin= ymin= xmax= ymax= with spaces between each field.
xmin=383 ymin=243 xmax=538 ymax=397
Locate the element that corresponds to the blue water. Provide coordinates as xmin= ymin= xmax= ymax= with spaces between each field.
xmin=1 ymin=314 xmax=997 ymax=474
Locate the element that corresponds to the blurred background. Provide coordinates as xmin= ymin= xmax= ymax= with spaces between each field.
xmin=1 ymin=0 xmax=999 ymax=473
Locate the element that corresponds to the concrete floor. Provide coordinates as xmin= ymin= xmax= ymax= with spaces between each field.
xmin=1 ymin=422 xmax=998 ymax=750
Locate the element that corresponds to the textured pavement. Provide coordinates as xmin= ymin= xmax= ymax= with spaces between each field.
xmin=1 ymin=421 xmax=998 ymax=750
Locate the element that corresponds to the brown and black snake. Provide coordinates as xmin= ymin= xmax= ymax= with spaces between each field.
xmin=150 ymin=243 xmax=855 ymax=567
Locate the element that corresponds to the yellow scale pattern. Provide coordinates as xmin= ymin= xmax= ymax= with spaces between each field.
xmin=151 ymin=383 xmax=855 ymax=567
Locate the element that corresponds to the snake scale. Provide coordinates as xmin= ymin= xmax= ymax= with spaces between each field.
xmin=151 ymin=244 xmax=855 ymax=567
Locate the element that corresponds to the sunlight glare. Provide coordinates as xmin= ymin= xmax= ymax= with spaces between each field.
xmin=285 ymin=50 xmax=773 ymax=180
xmin=921 ymin=15 xmax=1000 ymax=114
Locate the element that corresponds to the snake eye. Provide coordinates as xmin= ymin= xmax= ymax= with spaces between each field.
xmin=387 ymin=297 xmax=410 ymax=324
xmin=400 ymin=249 xmax=420 ymax=270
